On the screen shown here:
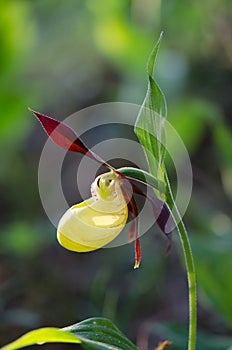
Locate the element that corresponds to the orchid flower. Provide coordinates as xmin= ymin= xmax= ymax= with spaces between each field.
xmin=30 ymin=109 xmax=172 ymax=268
xmin=1 ymin=34 xmax=197 ymax=350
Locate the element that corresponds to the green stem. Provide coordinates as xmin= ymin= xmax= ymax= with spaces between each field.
xmin=117 ymin=167 xmax=197 ymax=350
xmin=117 ymin=167 xmax=166 ymax=194
xmin=164 ymin=171 xmax=197 ymax=350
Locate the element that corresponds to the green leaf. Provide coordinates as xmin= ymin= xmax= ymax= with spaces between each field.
xmin=135 ymin=32 xmax=167 ymax=194
xmin=0 ymin=328 xmax=81 ymax=350
xmin=65 ymin=318 xmax=138 ymax=350
xmin=1 ymin=318 xmax=138 ymax=350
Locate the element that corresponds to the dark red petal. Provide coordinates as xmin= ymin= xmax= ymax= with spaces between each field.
xmin=120 ymin=181 xmax=141 ymax=268
xmin=134 ymin=237 xmax=141 ymax=269
xmin=118 ymin=171 xmax=172 ymax=262
xmin=30 ymin=108 xmax=111 ymax=169
xmin=30 ymin=109 xmax=88 ymax=152
xmin=127 ymin=195 xmax=138 ymax=243
xmin=131 ymin=182 xmax=173 ymax=249
xmin=128 ymin=200 xmax=141 ymax=269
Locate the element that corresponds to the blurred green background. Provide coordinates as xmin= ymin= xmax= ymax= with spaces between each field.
xmin=0 ymin=1 xmax=232 ymax=349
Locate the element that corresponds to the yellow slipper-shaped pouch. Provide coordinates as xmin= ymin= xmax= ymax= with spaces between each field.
xmin=57 ymin=171 xmax=128 ymax=252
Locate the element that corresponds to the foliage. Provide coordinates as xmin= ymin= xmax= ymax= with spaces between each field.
xmin=1 ymin=318 xmax=138 ymax=350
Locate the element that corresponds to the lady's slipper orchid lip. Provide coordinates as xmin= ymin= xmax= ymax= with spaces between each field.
xmin=31 ymin=108 xmax=173 ymax=268
xmin=57 ymin=171 xmax=129 ymax=254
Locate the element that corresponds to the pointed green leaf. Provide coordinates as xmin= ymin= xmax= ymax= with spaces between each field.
xmin=0 ymin=328 xmax=81 ymax=350
xmin=64 ymin=318 xmax=139 ymax=350
xmin=135 ymin=32 xmax=167 ymax=184
xmin=1 ymin=318 xmax=138 ymax=350
xmin=146 ymin=32 xmax=167 ymax=119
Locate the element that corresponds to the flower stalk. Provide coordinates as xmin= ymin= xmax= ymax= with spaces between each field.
xmin=118 ymin=166 xmax=197 ymax=350
xmin=165 ymin=171 xmax=197 ymax=350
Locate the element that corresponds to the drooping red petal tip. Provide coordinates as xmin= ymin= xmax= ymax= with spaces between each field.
xmin=134 ymin=238 xmax=141 ymax=269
